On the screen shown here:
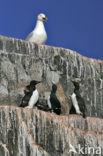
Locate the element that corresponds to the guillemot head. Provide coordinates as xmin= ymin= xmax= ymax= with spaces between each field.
xmin=72 ymin=81 xmax=80 ymax=90
xmin=51 ymin=82 xmax=57 ymax=93
xmin=30 ymin=80 xmax=41 ymax=86
xmin=27 ymin=80 xmax=41 ymax=92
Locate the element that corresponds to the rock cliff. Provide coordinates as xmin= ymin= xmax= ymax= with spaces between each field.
xmin=0 ymin=35 xmax=103 ymax=117
xmin=1 ymin=106 xmax=103 ymax=156
xmin=0 ymin=35 xmax=103 ymax=155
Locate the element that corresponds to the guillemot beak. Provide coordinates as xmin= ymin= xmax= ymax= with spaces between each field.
xmin=42 ymin=17 xmax=47 ymax=22
xmin=36 ymin=81 xmax=42 ymax=84
xmin=29 ymin=80 xmax=42 ymax=86
xmin=71 ymin=80 xmax=75 ymax=84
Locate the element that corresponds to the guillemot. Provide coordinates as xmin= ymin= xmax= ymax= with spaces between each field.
xmin=70 ymin=81 xmax=86 ymax=118
xmin=48 ymin=83 xmax=61 ymax=115
xmin=20 ymin=80 xmax=41 ymax=108
xmin=26 ymin=13 xmax=47 ymax=44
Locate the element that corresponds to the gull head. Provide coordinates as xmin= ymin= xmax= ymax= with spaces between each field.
xmin=37 ymin=13 xmax=47 ymax=22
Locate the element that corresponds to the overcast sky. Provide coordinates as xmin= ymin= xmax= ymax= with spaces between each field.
xmin=0 ymin=0 xmax=103 ymax=59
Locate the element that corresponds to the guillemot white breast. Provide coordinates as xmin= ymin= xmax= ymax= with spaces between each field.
xmin=20 ymin=80 xmax=41 ymax=108
xmin=70 ymin=81 xmax=86 ymax=118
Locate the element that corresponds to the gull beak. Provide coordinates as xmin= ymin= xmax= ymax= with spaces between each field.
xmin=42 ymin=17 xmax=47 ymax=22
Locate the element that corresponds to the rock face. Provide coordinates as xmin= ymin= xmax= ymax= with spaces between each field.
xmin=0 ymin=35 xmax=103 ymax=156
xmin=0 ymin=35 xmax=103 ymax=117
xmin=0 ymin=106 xmax=103 ymax=156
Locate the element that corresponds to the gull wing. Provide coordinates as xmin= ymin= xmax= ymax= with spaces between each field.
xmin=25 ymin=31 xmax=34 ymax=41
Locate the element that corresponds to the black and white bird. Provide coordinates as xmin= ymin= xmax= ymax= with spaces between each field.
xmin=70 ymin=81 xmax=86 ymax=118
xmin=48 ymin=83 xmax=61 ymax=115
xmin=26 ymin=13 xmax=47 ymax=44
xmin=20 ymin=80 xmax=41 ymax=108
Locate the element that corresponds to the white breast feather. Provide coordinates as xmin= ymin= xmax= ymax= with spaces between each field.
xmin=27 ymin=89 xmax=39 ymax=108
xmin=47 ymin=95 xmax=52 ymax=109
xmin=71 ymin=93 xmax=82 ymax=114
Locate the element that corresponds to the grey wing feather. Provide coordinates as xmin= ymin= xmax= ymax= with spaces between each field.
xmin=25 ymin=31 xmax=33 ymax=41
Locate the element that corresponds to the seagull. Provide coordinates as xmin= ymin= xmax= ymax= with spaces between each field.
xmin=47 ymin=83 xmax=61 ymax=115
xmin=26 ymin=13 xmax=47 ymax=44
xmin=20 ymin=80 xmax=41 ymax=108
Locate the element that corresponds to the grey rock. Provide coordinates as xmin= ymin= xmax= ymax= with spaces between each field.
xmin=0 ymin=106 xmax=103 ymax=156
xmin=0 ymin=35 xmax=103 ymax=117
xmin=0 ymin=35 xmax=103 ymax=156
